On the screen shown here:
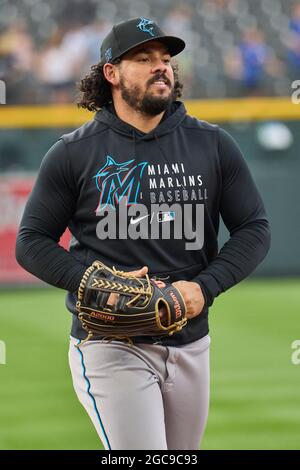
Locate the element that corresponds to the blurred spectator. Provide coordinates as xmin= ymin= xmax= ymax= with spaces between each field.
xmin=224 ymin=28 xmax=283 ymax=96
xmin=287 ymin=3 xmax=300 ymax=75
xmin=37 ymin=25 xmax=88 ymax=103
xmin=36 ymin=19 xmax=112 ymax=103
xmin=206 ymin=0 xmax=231 ymax=11
xmin=163 ymin=5 xmax=196 ymax=98
xmin=0 ymin=20 xmax=39 ymax=104
xmin=0 ymin=20 xmax=34 ymax=74
xmin=82 ymin=20 xmax=112 ymax=67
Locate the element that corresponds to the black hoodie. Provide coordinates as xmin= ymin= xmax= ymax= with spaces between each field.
xmin=16 ymin=101 xmax=270 ymax=346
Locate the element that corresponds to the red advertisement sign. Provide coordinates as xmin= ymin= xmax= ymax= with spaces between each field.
xmin=0 ymin=176 xmax=70 ymax=284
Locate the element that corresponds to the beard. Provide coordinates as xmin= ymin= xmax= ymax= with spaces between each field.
xmin=119 ymin=74 xmax=175 ymax=116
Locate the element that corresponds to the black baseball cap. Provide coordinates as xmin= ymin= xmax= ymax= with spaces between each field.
xmin=100 ymin=17 xmax=185 ymax=63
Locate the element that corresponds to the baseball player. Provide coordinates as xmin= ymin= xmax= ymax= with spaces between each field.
xmin=16 ymin=17 xmax=271 ymax=450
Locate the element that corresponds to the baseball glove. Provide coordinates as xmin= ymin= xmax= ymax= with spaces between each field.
xmin=75 ymin=260 xmax=187 ymax=345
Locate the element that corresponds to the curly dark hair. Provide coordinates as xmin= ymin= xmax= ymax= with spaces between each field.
xmin=77 ymin=60 xmax=183 ymax=112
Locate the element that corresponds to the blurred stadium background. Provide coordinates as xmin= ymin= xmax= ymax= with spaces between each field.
xmin=0 ymin=0 xmax=300 ymax=450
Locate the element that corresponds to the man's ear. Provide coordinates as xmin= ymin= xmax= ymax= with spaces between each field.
xmin=103 ymin=63 xmax=119 ymax=86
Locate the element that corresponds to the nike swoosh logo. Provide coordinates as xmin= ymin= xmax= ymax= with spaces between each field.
xmin=130 ymin=214 xmax=151 ymax=225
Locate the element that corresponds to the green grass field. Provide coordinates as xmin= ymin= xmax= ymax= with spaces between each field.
xmin=0 ymin=279 xmax=300 ymax=450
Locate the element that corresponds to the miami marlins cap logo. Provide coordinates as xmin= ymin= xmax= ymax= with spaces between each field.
xmin=104 ymin=47 xmax=112 ymax=63
xmin=136 ymin=17 xmax=155 ymax=37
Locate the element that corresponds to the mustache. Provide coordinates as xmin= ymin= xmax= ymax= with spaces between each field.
xmin=147 ymin=74 xmax=171 ymax=88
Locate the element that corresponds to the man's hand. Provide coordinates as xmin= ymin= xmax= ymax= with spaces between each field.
xmin=151 ymin=278 xmax=205 ymax=320
xmin=108 ymin=266 xmax=148 ymax=305
xmin=171 ymin=281 xmax=205 ymax=319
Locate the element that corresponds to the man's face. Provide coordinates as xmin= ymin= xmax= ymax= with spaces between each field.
xmin=116 ymin=41 xmax=175 ymax=116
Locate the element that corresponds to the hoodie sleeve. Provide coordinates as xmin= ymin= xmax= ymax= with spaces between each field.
xmin=15 ymin=139 xmax=87 ymax=292
xmin=193 ymin=127 xmax=271 ymax=307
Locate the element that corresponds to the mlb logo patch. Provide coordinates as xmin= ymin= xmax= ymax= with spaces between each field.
xmin=157 ymin=211 xmax=175 ymax=222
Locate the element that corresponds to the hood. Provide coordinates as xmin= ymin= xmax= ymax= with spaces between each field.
xmin=94 ymin=100 xmax=187 ymax=141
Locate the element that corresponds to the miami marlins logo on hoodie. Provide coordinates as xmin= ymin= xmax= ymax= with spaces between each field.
xmin=94 ymin=155 xmax=148 ymax=213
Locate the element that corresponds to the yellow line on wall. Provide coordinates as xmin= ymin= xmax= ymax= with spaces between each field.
xmin=0 ymin=105 xmax=92 ymax=128
xmin=186 ymin=97 xmax=300 ymax=122
xmin=0 ymin=97 xmax=299 ymax=128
